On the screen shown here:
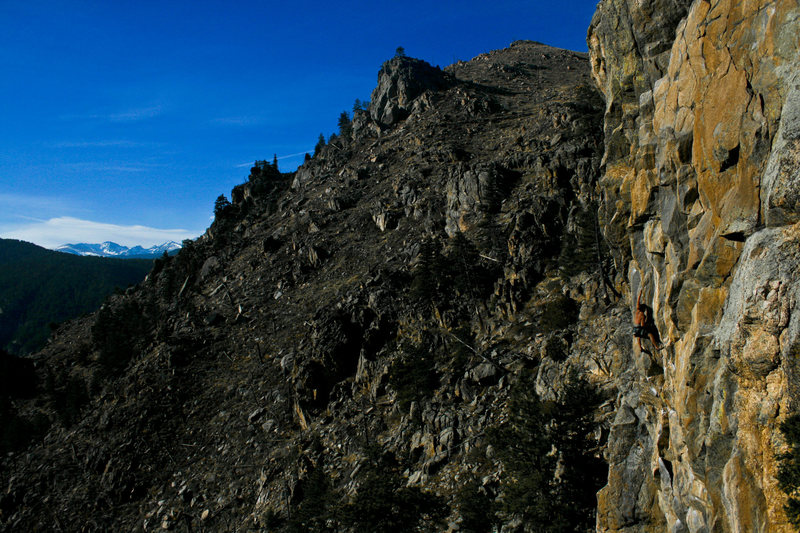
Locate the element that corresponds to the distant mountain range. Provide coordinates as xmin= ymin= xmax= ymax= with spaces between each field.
xmin=0 ymin=239 xmax=154 ymax=355
xmin=55 ymin=241 xmax=181 ymax=258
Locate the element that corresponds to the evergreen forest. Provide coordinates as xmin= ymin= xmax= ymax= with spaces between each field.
xmin=0 ymin=239 xmax=153 ymax=355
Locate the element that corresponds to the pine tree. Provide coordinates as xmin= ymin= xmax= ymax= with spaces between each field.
xmin=272 ymin=153 xmax=278 ymax=170
xmin=214 ymin=194 xmax=231 ymax=218
xmin=558 ymin=203 xmax=620 ymax=299
xmin=395 ymin=46 xmax=406 ymax=58
xmin=558 ymin=205 xmax=599 ymax=276
xmin=314 ymin=133 xmax=326 ymax=156
xmin=778 ymin=412 xmax=800 ymax=527
xmin=410 ymin=238 xmax=441 ymax=304
xmin=488 ymin=372 xmax=605 ymax=532
xmin=339 ymin=449 xmax=446 ymax=531
xmin=338 ymin=111 xmax=352 ymax=138
xmin=457 ymin=475 xmax=499 ymax=532
xmin=447 ymin=232 xmax=480 ymax=297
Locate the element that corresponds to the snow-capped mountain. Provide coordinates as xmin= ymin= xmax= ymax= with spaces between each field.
xmin=54 ymin=241 xmax=181 ymax=258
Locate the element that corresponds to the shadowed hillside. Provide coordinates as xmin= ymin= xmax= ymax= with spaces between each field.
xmin=1 ymin=41 xmax=613 ymax=531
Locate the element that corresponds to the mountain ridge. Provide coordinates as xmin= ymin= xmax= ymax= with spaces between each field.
xmin=55 ymin=240 xmax=182 ymax=258
xmin=1 ymin=41 xmax=610 ymax=531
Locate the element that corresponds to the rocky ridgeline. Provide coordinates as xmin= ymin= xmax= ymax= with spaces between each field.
xmin=1 ymin=41 xmax=610 ymax=532
xmin=1 ymin=1 xmax=799 ymax=531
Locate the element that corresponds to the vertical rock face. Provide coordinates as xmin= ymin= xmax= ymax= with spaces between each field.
xmin=368 ymin=56 xmax=453 ymax=127
xmin=590 ymin=0 xmax=800 ymax=531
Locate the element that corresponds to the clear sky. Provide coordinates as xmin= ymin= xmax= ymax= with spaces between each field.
xmin=0 ymin=0 xmax=599 ymax=249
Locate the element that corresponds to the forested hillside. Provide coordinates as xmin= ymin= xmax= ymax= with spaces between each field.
xmin=0 ymin=239 xmax=153 ymax=354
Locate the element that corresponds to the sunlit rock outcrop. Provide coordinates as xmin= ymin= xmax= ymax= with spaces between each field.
xmin=590 ymin=0 xmax=800 ymax=530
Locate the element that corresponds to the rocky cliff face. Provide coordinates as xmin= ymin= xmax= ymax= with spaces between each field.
xmin=1 ymin=2 xmax=799 ymax=532
xmin=589 ymin=0 xmax=800 ymax=530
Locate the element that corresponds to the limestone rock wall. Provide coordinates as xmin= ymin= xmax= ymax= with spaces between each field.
xmin=589 ymin=0 xmax=800 ymax=531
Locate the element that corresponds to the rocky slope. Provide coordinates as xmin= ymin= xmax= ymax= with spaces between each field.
xmin=1 ymin=41 xmax=611 ymax=532
xmin=2 ymin=1 xmax=799 ymax=531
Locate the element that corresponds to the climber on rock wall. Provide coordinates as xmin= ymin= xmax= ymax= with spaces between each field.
xmin=634 ymin=289 xmax=661 ymax=353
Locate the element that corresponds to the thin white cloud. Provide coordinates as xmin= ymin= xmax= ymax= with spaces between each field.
xmin=50 ymin=140 xmax=154 ymax=148
xmin=0 ymin=216 xmax=201 ymax=249
xmin=0 ymin=193 xmax=78 ymax=214
xmin=212 ymin=116 xmax=266 ymax=126
xmin=277 ymin=150 xmax=313 ymax=160
xmin=107 ymin=105 xmax=163 ymax=122
xmin=58 ymin=161 xmax=165 ymax=173
xmin=61 ymin=105 xmax=164 ymax=123
xmin=106 ymin=166 xmax=148 ymax=173
xmin=234 ymin=150 xmax=313 ymax=168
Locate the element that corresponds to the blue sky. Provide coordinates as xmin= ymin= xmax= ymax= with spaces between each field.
xmin=0 ymin=0 xmax=599 ymax=248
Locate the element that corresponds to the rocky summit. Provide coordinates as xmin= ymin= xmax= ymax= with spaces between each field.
xmin=1 ymin=1 xmax=799 ymax=532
